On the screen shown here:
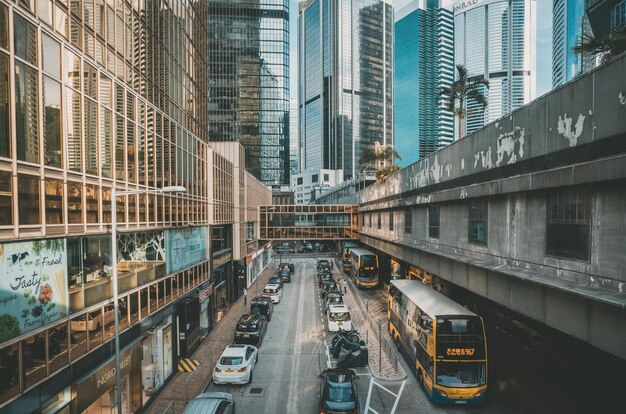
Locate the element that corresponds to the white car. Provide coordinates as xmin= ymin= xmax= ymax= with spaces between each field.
xmin=213 ymin=344 xmax=258 ymax=385
xmin=262 ymin=284 xmax=282 ymax=303
xmin=327 ymin=304 xmax=353 ymax=332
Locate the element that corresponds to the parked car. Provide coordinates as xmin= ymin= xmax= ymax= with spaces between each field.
xmin=321 ymin=280 xmax=339 ymax=297
xmin=276 ymin=268 xmax=291 ymax=283
xmin=318 ymin=368 xmax=360 ymax=414
xmin=342 ymin=259 xmax=352 ymax=273
xmin=318 ymin=275 xmax=334 ymax=289
xmin=234 ymin=314 xmax=268 ymax=347
xmin=317 ymin=259 xmax=331 ymax=272
xmin=213 ymin=344 xmax=258 ymax=385
xmin=327 ymin=305 xmax=353 ymax=332
xmin=262 ymin=284 xmax=283 ymax=303
xmin=70 ymin=304 xmax=117 ymax=331
xmin=250 ymin=296 xmax=274 ymax=322
xmin=325 ymin=292 xmax=344 ymax=310
xmin=278 ymin=262 xmax=295 ymax=274
xmin=183 ymin=392 xmax=235 ymax=414
xmin=269 ymin=276 xmax=284 ymax=289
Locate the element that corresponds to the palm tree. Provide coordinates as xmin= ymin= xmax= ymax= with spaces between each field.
xmin=437 ymin=64 xmax=490 ymax=140
xmin=573 ymin=25 xmax=626 ymax=65
xmin=359 ymin=144 xmax=402 ymax=172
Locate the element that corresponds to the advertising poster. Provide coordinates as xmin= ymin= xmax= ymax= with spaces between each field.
xmin=165 ymin=227 xmax=207 ymax=274
xmin=390 ymin=258 xmax=405 ymax=280
xmin=0 ymin=239 xmax=68 ymax=342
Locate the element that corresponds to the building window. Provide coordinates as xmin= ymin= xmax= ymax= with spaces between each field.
xmin=468 ymin=200 xmax=487 ymax=245
xmin=297 ymin=177 xmax=303 ymax=185
xmin=389 ymin=211 xmax=394 ymax=231
xmin=323 ymin=174 xmax=329 ymax=182
xmin=546 ymin=188 xmax=591 ymax=261
xmin=0 ymin=49 xmax=9 ymax=158
xmin=312 ymin=174 xmax=318 ymax=183
xmin=612 ymin=0 xmax=626 ymax=29
xmin=377 ymin=212 xmax=381 ymax=229
xmin=368 ymin=213 xmax=372 ymax=227
xmin=45 ymin=178 xmax=64 ymax=224
xmin=18 ymin=174 xmax=40 ymax=225
xmin=429 ymin=205 xmax=440 ymax=239
xmin=0 ymin=170 xmax=11 ymax=225
xmin=404 ymin=208 xmax=412 ymax=234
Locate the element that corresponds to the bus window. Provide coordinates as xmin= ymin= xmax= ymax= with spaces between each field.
xmin=436 ymin=317 xmax=482 ymax=335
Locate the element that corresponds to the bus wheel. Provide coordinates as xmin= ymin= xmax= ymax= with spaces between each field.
xmin=417 ymin=369 xmax=424 ymax=390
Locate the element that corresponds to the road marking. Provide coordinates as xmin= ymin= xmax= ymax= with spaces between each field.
xmin=364 ymin=377 xmax=375 ymax=413
xmin=389 ymin=380 xmax=407 ymax=414
xmin=285 ymin=259 xmax=307 ymax=414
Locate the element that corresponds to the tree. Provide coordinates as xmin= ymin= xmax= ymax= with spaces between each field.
xmin=437 ymin=64 xmax=490 ymax=140
xmin=573 ymin=25 xmax=626 ymax=65
xmin=359 ymin=143 xmax=402 ymax=172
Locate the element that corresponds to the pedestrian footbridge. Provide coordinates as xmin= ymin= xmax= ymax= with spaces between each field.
xmin=259 ymin=205 xmax=359 ymax=240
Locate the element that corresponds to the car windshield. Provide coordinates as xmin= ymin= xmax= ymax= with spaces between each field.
xmin=331 ymin=312 xmax=349 ymax=321
xmin=251 ymin=306 xmax=262 ymax=315
xmin=436 ymin=361 xmax=486 ymax=388
xmin=220 ymin=356 xmax=243 ymax=366
xmin=270 ymin=278 xmax=281 ymax=284
xmin=238 ymin=324 xmax=258 ymax=332
xmin=328 ymin=297 xmax=342 ymax=304
xmin=264 ymin=288 xmax=277 ymax=294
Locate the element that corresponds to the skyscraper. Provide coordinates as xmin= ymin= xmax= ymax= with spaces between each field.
xmin=207 ymin=0 xmax=290 ymax=187
xmin=395 ymin=0 xmax=454 ymax=165
xmin=454 ymin=0 xmax=536 ymax=136
xmin=552 ymin=0 xmax=586 ymax=87
xmin=298 ymin=0 xmax=394 ymax=182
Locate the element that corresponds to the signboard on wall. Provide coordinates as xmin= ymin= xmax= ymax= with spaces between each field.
xmin=0 ymin=239 xmax=68 ymax=342
xmin=165 ymin=227 xmax=207 ymax=274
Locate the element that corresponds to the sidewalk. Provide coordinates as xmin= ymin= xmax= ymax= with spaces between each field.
xmin=145 ymin=263 xmax=276 ymax=414
xmin=332 ymin=260 xmax=406 ymax=381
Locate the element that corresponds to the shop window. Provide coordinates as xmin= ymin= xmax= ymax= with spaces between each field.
xmin=69 ymin=313 xmax=88 ymax=360
xmin=85 ymin=184 xmax=99 ymax=223
xmin=0 ymin=51 xmax=10 ymax=158
xmin=126 ymin=292 xmax=138 ymax=326
xmin=67 ymin=181 xmax=83 ymax=224
xmin=429 ymin=205 xmax=440 ymax=239
xmin=45 ymin=178 xmax=64 ymax=224
xmin=15 ymin=60 xmax=40 ymax=164
xmin=41 ymin=387 xmax=71 ymax=414
xmin=0 ymin=170 xmax=12 ymax=225
xmin=23 ymin=331 xmax=47 ymax=388
xmin=546 ymin=188 xmax=591 ymax=261
xmin=140 ymin=287 xmax=149 ymax=318
xmin=0 ymin=343 xmax=20 ymax=404
xmin=18 ymin=174 xmax=40 ymax=225
xmin=468 ymin=200 xmax=487 ymax=245
xmin=48 ymin=322 xmax=69 ymax=374
xmin=87 ymin=307 xmax=104 ymax=350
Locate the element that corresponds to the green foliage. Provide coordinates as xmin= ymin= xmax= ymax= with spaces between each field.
xmin=573 ymin=25 xmax=626 ymax=65
xmin=375 ymin=165 xmax=401 ymax=181
xmin=0 ymin=314 xmax=21 ymax=342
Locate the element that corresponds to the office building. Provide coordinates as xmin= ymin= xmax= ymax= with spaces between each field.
xmin=454 ymin=0 xmax=536 ymax=135
xmin=298 ymin=0 xmax=394 ymax=182
xmin=395 ymin=0 xmax=454 ymax=165
xmin=552 ymin=0 xmax=587 ymax=87
xmin=207 ymin=0 xmax=291 ymax=187
xmin=585 ymin=0 xmax=626 ymax=39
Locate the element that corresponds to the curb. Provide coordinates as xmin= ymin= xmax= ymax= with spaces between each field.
xmin=334 ymin=259 xmax=406 ymax=381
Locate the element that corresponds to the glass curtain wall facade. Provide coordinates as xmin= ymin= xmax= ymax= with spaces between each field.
xmin=394 ymin=0 xmax=454 ymax=165
xmin=298 ymin=0 xmax=393 ymax=181
xmin=454 ymin=0 xmax=536 ymax=136
xmin=0 ymin=0 xmax=212 ymax=412
xmin=207 ymin=0 xmax=290 ymax=187
xmin=552 ymin=0 xmax=587 ymax=87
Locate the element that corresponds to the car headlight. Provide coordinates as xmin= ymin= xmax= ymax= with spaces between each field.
xmin=474 ymin=389 xmax=486 ymax=398
xmin=435 ymin=388 xmax=448 ymax=398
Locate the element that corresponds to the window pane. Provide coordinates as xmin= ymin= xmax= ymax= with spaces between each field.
xmin=18 ymin=174 xmax=40 ymax=225
xmin=38 ymin=0 xmax=53 ymax=26
xmin=23 ymin=332 xmax=47 ymax=388
xmin=546 ymin=189 xmax=591 ymax=261
xmin=70 ymin=313 xmax=88 ymax=360
xmin=66 ymin=88 xmax=82 ymax=172
xmin=102 ymin=187 xmax=111 ymax=223
xmin=127 ymin=121 xmax=136 ymax=182
xmin=14 ymin=14 xmax=38 ymax=65
xmin=45 ymin=178 xmax=64 ymax=224
xmin=15 ymin=61 xmax=39 ymax=164
xmin=0 ymin=4 xmax=8 ymax=49
xmin=100 ymin=107 xmax=113 ymax=178
xmin=55 ymin=6 xmax=69 ymax=40
xmin=115 ymin=114 xmax=125 ymax=180
xmin=85 ymin=184 xmax=99 ymax=223
xmin=67 ymin=182 xmax=83 ymax=224
xmin=48 ymin=322 xmax=69 ymax=374
xmin=42 ymin=34 xmax=61 ymax=78
xmin=0 ymin=170 xmax=11 ymax=225
xmin=43 ymin=76 xmax=62 ymax=167
xmin=0 ymin=343 xmax=20 ymax=404
xmin=468 ymin=200 xmax=487 ymax=245
xmin=0 ymin=52 xmax=9 ymax=158
xmin=65 ymin=50 xmax=81 ymax=89
xmin=84 ymin=98 xmax=98 ymax=175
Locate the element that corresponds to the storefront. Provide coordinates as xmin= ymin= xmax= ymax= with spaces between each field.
xmin=198 ymin=282 xmax=213 ymax=338
xmin=141 ymin=316 xmax=174 ymax=405
xmin=72 ymin=343 xmax=142 ymax=414
xmin=245 ymin=243 xmax=273 ymax=288
xmin=175 ymin=296 xmax=200 ymax=358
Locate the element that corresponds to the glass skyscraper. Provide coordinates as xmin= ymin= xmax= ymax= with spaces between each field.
xmin=454 ymin=0 xmax=536 ymax=136
xmin=552 ymin=0 xmax=587 ymax=87
xmin=395 ymin=0 xmax=454 ymax=165
xmin=298 ymin=0 xmax=393 ymax=181
xmin=207 ymin=0 xmax=290 ymax=187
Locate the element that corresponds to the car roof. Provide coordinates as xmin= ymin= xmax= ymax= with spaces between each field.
xmin=264 ymin=283 xmax=280 ymax=289
xmin=238 ymin=314 xmax=262 ymax=324
xmin=251 ymin=296 xmax=271 ymax=303
xmin=222 ymin=345 xmax=247 ymax=357
xmin=328 ymin=304 xmax=349 ymax=312
xmin=326 ymin=293 xmax=342 ymax=298
xmin=184 ymin=392 xmax=233 ymax=414
xmin=318 ymin=259 xmax=329 ymax=263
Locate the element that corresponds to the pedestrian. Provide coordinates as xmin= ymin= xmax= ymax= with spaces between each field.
xmin=243 ymin=288 xmax=247 ymax=305
xmin=343 ymin=280 xmax=347 ymax=294
xmin=330 ymin=261 xmax=334 ymax=270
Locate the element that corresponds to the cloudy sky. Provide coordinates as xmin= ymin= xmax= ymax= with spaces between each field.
xmin=288 ymin=0 xmax=553 ymax=103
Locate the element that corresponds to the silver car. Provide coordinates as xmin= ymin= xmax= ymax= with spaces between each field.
xmin=183 ymin=392 xmax=235 ymax=414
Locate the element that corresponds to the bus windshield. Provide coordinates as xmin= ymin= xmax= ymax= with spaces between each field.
xmin=436 ymin=361 xmax=486 ymax=388
xmin=361 ymin=255 xmax=376 ymax=269
xmin=436 ymin=316 xmax=483 ymax=335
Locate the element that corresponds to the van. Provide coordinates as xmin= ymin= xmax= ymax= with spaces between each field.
xmin=327 ymin=304 xmax=353 ymax=332
xmin=262 ymin=284 xmax=282 ymax=303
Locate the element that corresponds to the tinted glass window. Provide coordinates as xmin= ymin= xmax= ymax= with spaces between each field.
xmin=220 ymin=356 xmax=243 ymax=365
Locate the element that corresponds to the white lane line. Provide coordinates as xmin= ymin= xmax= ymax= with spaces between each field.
xmin=285 ymin=258 xmax=307 ymax=414
xmin=373 ymin=382 xmax=400 ymax=397
xmin=389 ymin=380 xmax=407 ymax=414
xmin=364 ymin=377 xmax=375 ymax=414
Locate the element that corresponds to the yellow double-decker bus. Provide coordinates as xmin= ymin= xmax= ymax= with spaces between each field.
xmin=349 ymin=248 xmax=379 ymax=289
xmin=388 ymin=280 xmax=487 ymax=404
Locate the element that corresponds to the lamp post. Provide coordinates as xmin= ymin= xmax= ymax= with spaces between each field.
xmin=110 ymin=185 xmax=186 ymax=414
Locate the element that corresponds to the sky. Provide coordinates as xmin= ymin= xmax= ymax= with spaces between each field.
xmin=288 ymin=0 xmax=553 ymax=105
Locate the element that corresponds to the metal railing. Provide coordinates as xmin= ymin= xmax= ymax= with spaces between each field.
xmin=362 ymin=303 xmax=400 ymax=375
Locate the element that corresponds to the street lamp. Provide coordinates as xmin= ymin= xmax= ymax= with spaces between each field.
xmin=110 ymin=185 xmax=186 ymax=414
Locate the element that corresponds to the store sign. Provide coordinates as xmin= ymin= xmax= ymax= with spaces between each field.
xmin=0 ymin=239 xmax=68 ymax=342
xmin=453 ymin=0 xmax=501 ymax=14
xmin=198 ymin=285 xmax=213 ymax=302
xmin=96 ymin=354 xmax=132 ymax=391
xmin=165 ymin=227 xmax=207 ymax=274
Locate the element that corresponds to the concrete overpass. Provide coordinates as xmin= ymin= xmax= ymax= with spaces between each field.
xmin=317 ymin=53 xmax=626 ymax=360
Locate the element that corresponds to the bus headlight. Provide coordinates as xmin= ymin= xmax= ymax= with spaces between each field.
xmin=474 ymin=389 xmax=486 ymax=398
xmin=434 ymin=388 xmax=448 ymax=398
